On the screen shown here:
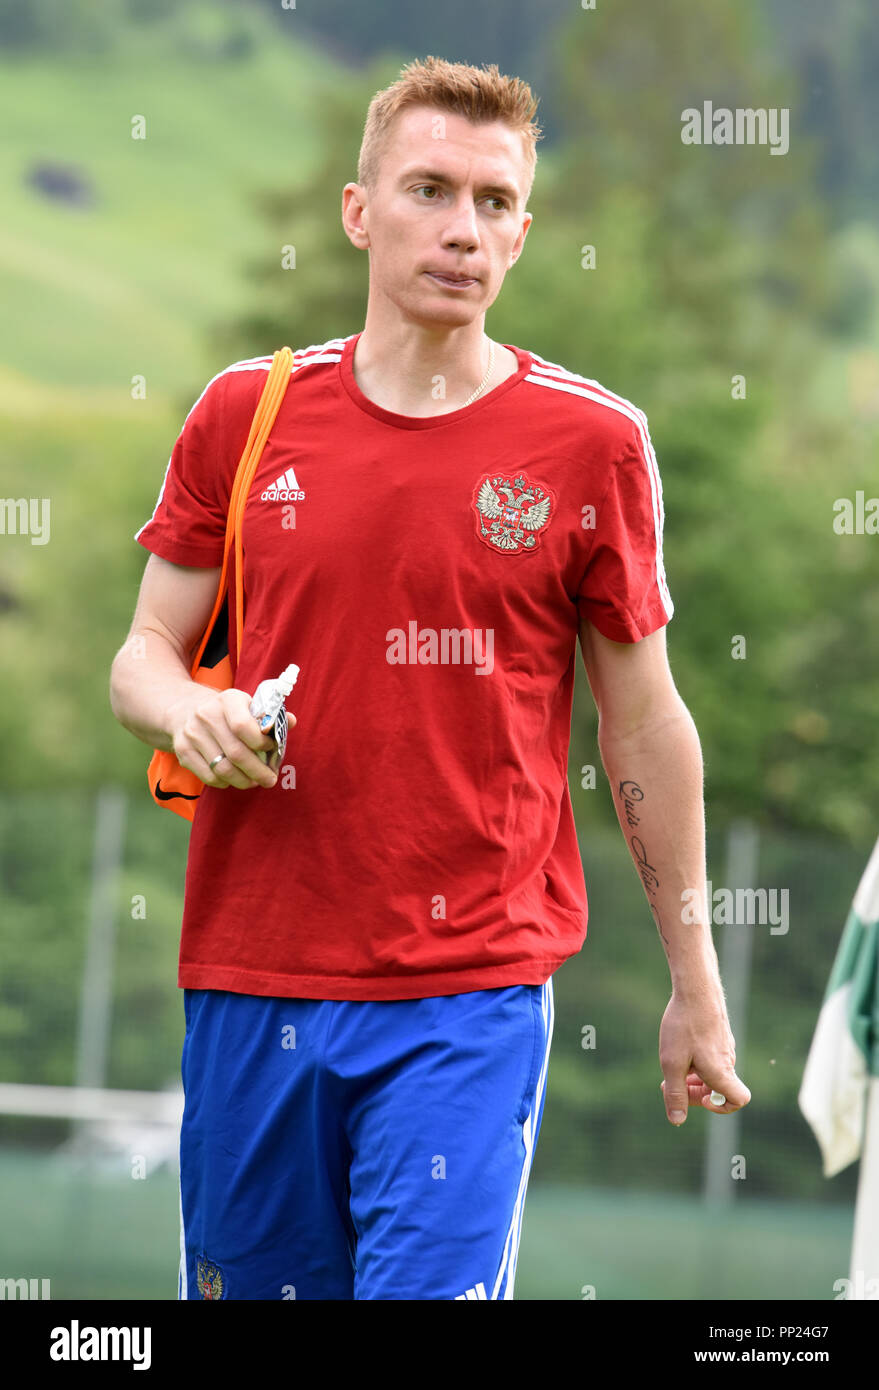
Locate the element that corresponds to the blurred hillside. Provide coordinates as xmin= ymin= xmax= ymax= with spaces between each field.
xmin=0 ymin=2 xmax=337 ymax=398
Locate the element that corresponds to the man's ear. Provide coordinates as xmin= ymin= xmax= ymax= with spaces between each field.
xmin=511 ymin=212 xmax=533 ymax=265
xmin=341 ymin=183 xmax=370 ymax=250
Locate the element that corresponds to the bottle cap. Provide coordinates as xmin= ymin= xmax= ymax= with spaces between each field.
xmin=277 ymin=664 xmax=300 ymax=697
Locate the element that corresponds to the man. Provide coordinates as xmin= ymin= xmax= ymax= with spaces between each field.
xmin=110 ymin=55 xmax=749 ymax=1301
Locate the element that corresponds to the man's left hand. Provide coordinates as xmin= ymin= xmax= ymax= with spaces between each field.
xmin=658 ymin=991 xmax=751 ymax=1125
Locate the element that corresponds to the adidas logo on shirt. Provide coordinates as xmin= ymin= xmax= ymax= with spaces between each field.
xmin=260 ymin=467 xmax=306 ymax=502
xmin=455 ymin=1282 xmax=488 ymax=1300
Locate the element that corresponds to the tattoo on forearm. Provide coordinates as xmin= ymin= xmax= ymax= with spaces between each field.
xmin=617 ymin=779 xmax=669 ymax=950
xmin=618 ymin=779 xmax=643 ymax=829
xmin=649 ymin=902 xmax=670 ymax=950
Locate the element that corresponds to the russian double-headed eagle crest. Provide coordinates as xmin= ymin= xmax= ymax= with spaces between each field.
xmin=197 ymin=1255 xmax=225 ymax=1299
xmin=473 ymin=472 xmax=554 ymax=553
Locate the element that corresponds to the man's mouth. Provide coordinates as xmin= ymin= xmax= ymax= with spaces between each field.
xmin=425 ymin=272 xmax=478 ymax=289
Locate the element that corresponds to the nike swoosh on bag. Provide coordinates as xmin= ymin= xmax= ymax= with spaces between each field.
xmin=154 ymin=780 xmax=200 ymax=802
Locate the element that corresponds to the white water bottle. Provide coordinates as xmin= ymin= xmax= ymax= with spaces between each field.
xmin=249 ymin=664 xmax=299 ymax=769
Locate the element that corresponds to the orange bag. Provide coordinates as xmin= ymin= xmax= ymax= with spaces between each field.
xmin=147 ymin=346 xmax=295 ymax=821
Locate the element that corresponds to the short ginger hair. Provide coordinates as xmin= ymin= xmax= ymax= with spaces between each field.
xmin=357 ymin=55 xmax=542 ymax=208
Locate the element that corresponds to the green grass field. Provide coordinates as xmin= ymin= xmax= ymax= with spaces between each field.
xmin=0 ymin=1149 xmax=853 ymax=1300
xmin=0 ymin=22 xmax=334 ymax=396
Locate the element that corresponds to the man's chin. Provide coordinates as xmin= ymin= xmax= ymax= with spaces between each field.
xmin=410 ymin=289 xmax=484 ymax=325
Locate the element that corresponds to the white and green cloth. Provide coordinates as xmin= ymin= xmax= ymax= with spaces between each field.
xmin=799 ymin=833 xmax=879 ymax=1297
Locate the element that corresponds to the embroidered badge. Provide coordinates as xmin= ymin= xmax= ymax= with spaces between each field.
xmin=196 ymin=1255 xmax=226 ymax=1300
xmin=473 ymin=472 xmax=554 ymax=553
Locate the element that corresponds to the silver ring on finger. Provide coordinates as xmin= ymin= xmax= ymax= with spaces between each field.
xmin=209 ymin=754 xmax=227 ymax=771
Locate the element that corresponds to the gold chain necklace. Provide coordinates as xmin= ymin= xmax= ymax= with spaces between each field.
xmin=461 ymin=337 xmax=495 ymax=408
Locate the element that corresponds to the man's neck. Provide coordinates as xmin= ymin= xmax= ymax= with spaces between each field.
xmin=352 ymin=319 xmax=518 ymax=417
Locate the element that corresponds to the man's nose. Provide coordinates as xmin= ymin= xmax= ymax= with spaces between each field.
xmin=442 ymin=198 xmax=480 ymax=249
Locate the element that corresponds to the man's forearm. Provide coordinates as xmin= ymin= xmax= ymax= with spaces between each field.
xmin=598 ymin=702 xmax=719 ymax=995
xmin=109 ymin=630 xmax=200 ymax=752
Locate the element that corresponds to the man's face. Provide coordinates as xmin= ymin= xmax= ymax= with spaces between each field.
xmin=345 ymin=106 xmax=533 ymax=327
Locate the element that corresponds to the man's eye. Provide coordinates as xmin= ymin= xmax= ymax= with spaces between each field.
xmin=414 ymin=186 xmax=507 ymax=210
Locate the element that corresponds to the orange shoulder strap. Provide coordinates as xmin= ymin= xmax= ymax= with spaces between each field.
xmin=189 ymin=346 xmax=295 ymax=675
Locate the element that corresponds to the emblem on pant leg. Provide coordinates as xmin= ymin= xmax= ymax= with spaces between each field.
xmin=196 ymin=1255 xmax=226 ymax=1300
xmin=473 ymin=473 xmax=554 ymax=553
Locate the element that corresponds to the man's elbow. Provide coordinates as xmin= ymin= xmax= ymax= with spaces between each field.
xmin=109 ymin=639 xmax=138 ymax=728
xmin=598 ymin=694 xmax=694 ymax=748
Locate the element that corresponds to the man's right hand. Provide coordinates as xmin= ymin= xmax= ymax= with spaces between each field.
xmin=164 ymin=686 xmax=287 ymax=790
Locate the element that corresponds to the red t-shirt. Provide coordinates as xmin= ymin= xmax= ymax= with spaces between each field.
xmin=134 ymin=332 xmax=674 ymax=1000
